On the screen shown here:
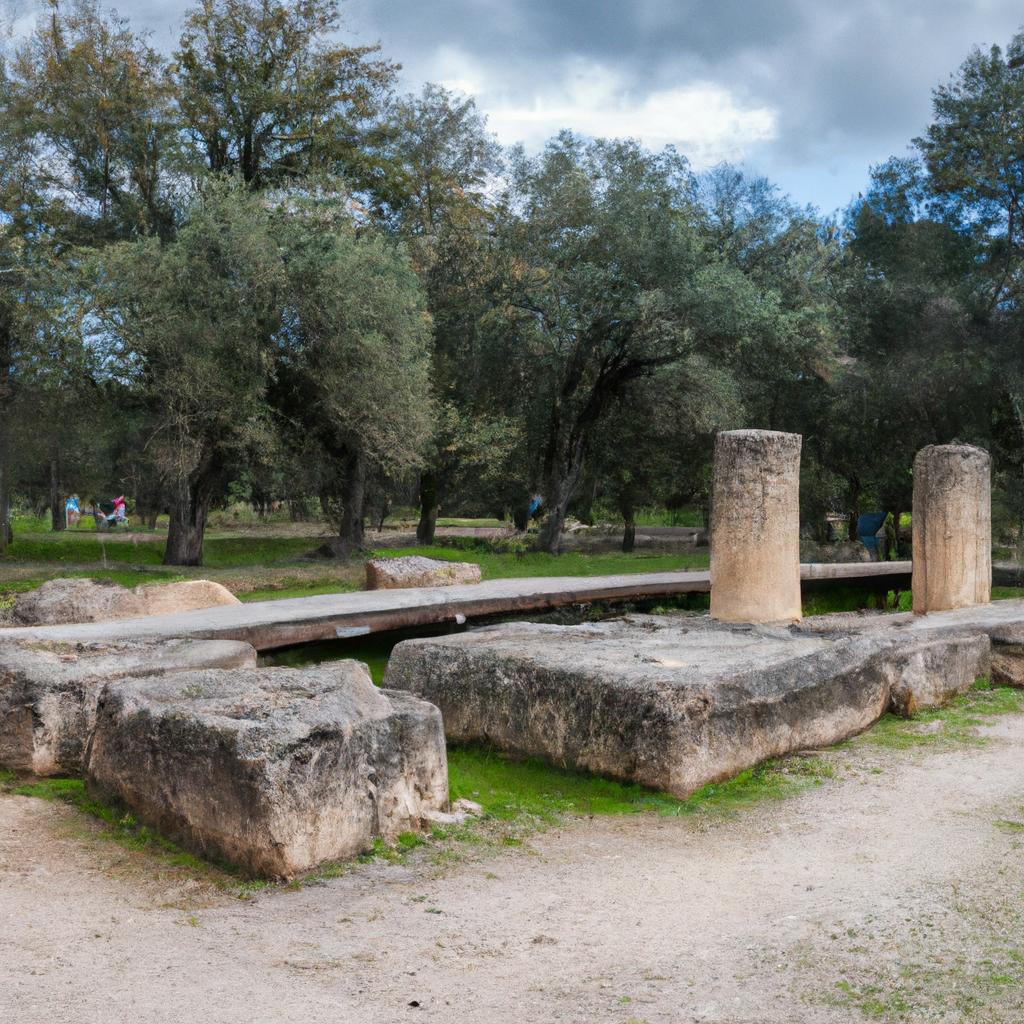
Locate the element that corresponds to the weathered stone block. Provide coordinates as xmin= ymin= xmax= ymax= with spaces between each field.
xmin=385 ymin=613 xmax=998 ymax=796
xmin=0 ymin=637 xmax=256 ymax=776
xmin=880 ymin=634 xmax=991 ymax=715
xmin=385 ymin=616 xmax=893 ymax=798
xmin=991 ymin=643 xmax=1024 ymax=688
xmin=85 ymin=663 xmax=449 ymax=879
xmin=11 ymin=577 xmax=239 ymax=626
xmin=365 ymin=556 xmax=482 ymax=590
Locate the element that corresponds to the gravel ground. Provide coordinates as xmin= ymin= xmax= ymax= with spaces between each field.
xmin=2 ymin=716 xmax=1023 ymax=1024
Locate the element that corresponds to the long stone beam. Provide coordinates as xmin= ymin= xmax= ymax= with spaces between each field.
xmin=0 ymin=563 xmax=916 ymax=652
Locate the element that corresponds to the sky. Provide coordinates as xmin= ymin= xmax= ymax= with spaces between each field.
xmin=7 ymin=0 xmax=1024 ymax=215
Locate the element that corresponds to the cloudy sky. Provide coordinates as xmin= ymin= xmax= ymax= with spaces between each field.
xmin=9 ymin=0 xmax=1024 ymax=213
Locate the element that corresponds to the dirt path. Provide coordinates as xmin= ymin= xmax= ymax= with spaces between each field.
xmin=3 ymin=718 xmax=1024 ymax=1024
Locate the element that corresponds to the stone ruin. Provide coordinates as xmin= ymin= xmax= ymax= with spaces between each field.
xmin=0 ymin=432 xmax=1014 ymax=877
xmin=385 ymin=434 xmax=1010 ymax=796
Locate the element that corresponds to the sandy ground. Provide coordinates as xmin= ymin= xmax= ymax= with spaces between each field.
xmin=3 ymin=719 xmax=1023 ymax=1024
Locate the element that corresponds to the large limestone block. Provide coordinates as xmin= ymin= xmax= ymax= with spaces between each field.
xmin=11 ymin=578 xmax=144 ymax=625
xmin=85 ymin=664 xmax=449 ymax=879
xmin=0 ymin=638 xmax=256 ymax=776
xmin=11 ymin=577 xmax=239 ymax=626
xmin=365 ymin=555 xmax=482 ymax=590
xmin=710 ymin=430 xmax=802 ymax=624
xmin=136 ymin=580 xmax=240 ymax=616
xmin=385 ymin=616 xmax=893 ymax=798
xmin=912 ymin=444 xmax=991 ymax=614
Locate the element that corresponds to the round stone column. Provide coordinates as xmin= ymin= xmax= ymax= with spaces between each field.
xmin=912 ymin=444 xmax=991 ymax=614
xmin=710 ymin=429 xmax=802 ymax=624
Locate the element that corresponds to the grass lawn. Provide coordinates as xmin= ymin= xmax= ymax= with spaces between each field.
xmin=0 ymin=525 xmax=710 ymax=607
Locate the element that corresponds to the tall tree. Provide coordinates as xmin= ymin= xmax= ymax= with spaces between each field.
xmin=377 ymin=85 xmax=505 ymax=542
xmin=89 ymin=183 xmax=285 ymax=565
xmin=271 ymin=190 xmax=432 ymax=552
xmin=5 ymin=0 xmax=175 ymax=242
xmin=174 ymin=0 xmax=397 ymax=189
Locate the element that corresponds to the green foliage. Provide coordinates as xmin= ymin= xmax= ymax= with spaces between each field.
xmin=174 ymin=0 xmax=397 ymax=188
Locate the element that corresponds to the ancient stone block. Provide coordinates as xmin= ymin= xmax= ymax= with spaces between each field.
xmin=912 ymin=444 xmax=991 ymax=614
xmin=710 ymin=429 xmax=802 ymax=624
xmin=365 ymin=556 xmax=482 ymax=590
xmin=991 ymin=643 xmax=1024 ymax=688
xmin=385 ymin=616 xmax=892 ymax=798
xmin=0 ymin=637 xmax=256 ymax=776
xmin=880 ymin=634 xmax=991 ymax=716
xmin=85 ymin=663 xmax=449 ymax=879
xmin=11 ymin=577 xmax=239 ymax=626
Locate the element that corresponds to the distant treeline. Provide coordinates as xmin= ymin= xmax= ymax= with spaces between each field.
xmin=1 ymin=0 xmax=1023 ymax=563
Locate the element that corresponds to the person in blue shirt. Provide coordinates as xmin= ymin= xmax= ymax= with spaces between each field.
xmin=65 ymin=495 xmax=81 ymax=528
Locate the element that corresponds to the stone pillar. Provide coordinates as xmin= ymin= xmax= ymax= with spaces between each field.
xmin=710 ymin=429 xmax=802 ymax=624
xmin=912 ymin=444 xmax=991 ymax=615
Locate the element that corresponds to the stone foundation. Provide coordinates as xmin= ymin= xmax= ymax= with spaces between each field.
xmin=385 ymin=609 xmax=1000 ymax=798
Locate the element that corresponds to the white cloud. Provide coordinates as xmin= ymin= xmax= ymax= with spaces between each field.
xmin=433 ymin=49 xmax=778 ymax=166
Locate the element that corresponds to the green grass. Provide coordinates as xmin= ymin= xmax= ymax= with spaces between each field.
xmin=803 ymin=587 xmax=911 ymax=617
xmin=1 ymin=529 xmax=319 ymax=567
xmin=848 ymin=678 xmax=1024 ymax=751
xmin=447 ymin=745 xmax=834 ymax=823
xmin=372 ymin=545 xmax=709 ymax=580
xmin=239 ymin=580 xmax=361 ymax=602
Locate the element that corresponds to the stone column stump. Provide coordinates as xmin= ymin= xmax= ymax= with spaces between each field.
xmin=710 ymin=429 xmax=802 ymax=624
xmin=912 ymin=444 xmax=991 ymax=614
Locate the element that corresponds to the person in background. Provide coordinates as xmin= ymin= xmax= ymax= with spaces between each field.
xmin=113 ymin=495 xmax=127 ymax=522
xmin=65 ymin=494 xmax=80 ymax=528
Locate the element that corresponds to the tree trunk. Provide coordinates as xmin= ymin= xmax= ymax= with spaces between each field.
xmin=338 ymin=452 xmax=366 ymax=549
xmin=0 ymin=456 xmax=9 ymax=554
xmin=537 ymin=439 xmax=587 ymax=555
xmin=164 ymin=474 xmax=214 ymax=566
xmin=50 ymin=457 xmax=66 ymax=532
xmin=621 ymin=493 xmax=636 ymax=553
xmin=416 ymin=470 xmax=439 ymax=544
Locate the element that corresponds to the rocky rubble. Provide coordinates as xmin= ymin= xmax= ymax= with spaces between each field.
xmin=365 ymin=556 xmax=482 ymax=590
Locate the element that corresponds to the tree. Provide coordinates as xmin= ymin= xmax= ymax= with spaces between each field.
xmin=914 ymin=38 xmax=1024 ymax=312
xmin=89 ymin=183 xmax=285 ymax=565
xmin=488 ymin=135 xmax=706 ymax=552
xmin=592 ymin=359 xmax=740 ymax=551
xmin=174 ymin=0 xmax=397 ymax=189
xmin=377 ymin=85 xmax=505 ymax=542
xmin=270 ymin=189 xmax=432 ymax=552
xmin=4 ymin=0 xmax=175 ymax=242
